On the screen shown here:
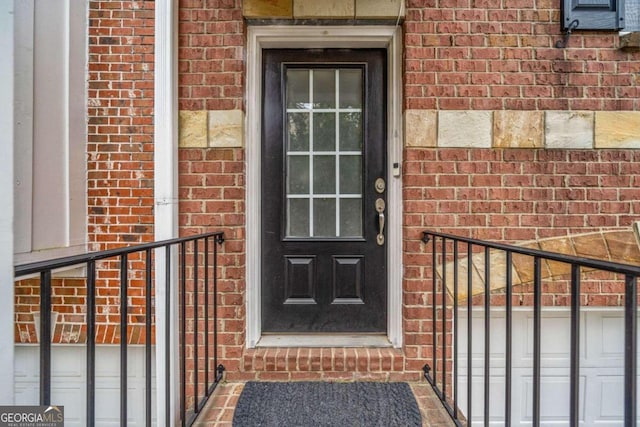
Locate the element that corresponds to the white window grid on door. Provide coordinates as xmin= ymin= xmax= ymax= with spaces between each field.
xmin=286 ymin=68 xmax=363 ymax=238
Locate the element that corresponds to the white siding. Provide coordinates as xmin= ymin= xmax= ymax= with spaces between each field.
xmin=13 ymin=0 xmax=87 ymax=263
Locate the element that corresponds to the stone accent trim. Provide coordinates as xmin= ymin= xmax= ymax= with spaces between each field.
xmin=595 ymin=111 xmax=640 ymax=148
xmin=179 ymin=110 xmax=244 ymax=148
xmin=620 ymin=32 xmax=640 ymax=51
xmin=243 ymin=0 xmax=292 ymax=19
xmin=243 ymin=0 xmax=404 ymax=19
xmin=494 ymin=111 xmax=544 ymax=148
xmin=404 ymin=110 xmax=640 ymax=149
xmin=545 ymin=111 xmax=594 ymax=149
xmin=179 ymin=111 xmax=207 ymax=148
xmin=438 ymin=111 xmax=492 ymax=148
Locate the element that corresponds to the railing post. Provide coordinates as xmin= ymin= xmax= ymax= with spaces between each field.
xmin=467 ymin=243 xmax=473 ymax=427
xmin=442 ymin=239 xmax=447 ymax=401
xmin=204 ymin=237 xmax=210 ymax=393
xmin=432 ymin=236 xmax=437 ymax=385
xmin=39 ymin=270 xmax=52 ymax=406
xmin=505 ymin=251 xmax=512 ymax=426
xmin=120 ymin=253 xmax=128 ymax=427
xmin=145 ymin=249 xmax=153 ymax=427
xmin=214 ymin=233 xmax=224 ymax=382
xmin=533 ymin=257 xmax=541 ymax=427
xmin=193 ymin=240 xmax=199 ymax=414
xmin=165 ymin=244 xmax=172 ymax=427
xmin=624 ymin=274 xmax=637 ymax=427
xmin=570 ymin=264 xmax=581 ymax=427
xmin=180 ymin=241 xmax=186 ymax=427
xmin=86 ymin=261 xmax=96 ymax=426
xmin=483 ymin=247 xmax=490 ymax=427
xmin=452 ymin=240 xmax=458 ymax=422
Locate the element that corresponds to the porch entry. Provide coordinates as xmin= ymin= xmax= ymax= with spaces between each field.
xmin=261 ymin=49 xmax=387 ymax=333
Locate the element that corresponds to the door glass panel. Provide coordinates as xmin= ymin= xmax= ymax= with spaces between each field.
xmin=286 ymin=70 xmax=310 ymax=109
xmin=339 ymin=112 xmax=362 ymax=151
xmin=288 ymin=199 xmax=310 ymax=237
xmin=313 ymin=198 xmax=336 ymax=236
xmin=340 ymin=198 xmax=362 ymax=237
xmin=285 ymin=67 xmax=363 ymax=238
xmin=287 ymin=155 xmax=309 ymax=194
xmin=313 ymin=113 xmax=336 ymax=152
xmin=313 ymin=155 xmax=336 ymax=194
xmin=313 ymin=70 xmax=336 ymax=108
xmin=339 ymin=70 xmax=362 ymax=108
xmin=287 ymin=113 xmax=309 ymax=151
xmin=339 ymin=155 xmax=361 ymax=194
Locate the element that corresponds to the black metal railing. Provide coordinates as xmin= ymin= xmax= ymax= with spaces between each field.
xmin=14 ymin=231 xmax=225 ymax=427
xmin=422 ymin=230 xmax=640 ymax=427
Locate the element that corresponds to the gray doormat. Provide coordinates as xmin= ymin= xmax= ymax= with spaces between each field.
xmin=232 ymin=381 xmax=422 ymax=427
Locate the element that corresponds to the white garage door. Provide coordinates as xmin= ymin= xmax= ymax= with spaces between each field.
xmin=14 ymin=345 xmax=157 ymax=427
xmin=457 ymin=309 xmax=639 ymax=426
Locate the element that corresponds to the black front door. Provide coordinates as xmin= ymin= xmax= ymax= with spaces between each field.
xmin=261 ymin=49 xmax=387 ymax=333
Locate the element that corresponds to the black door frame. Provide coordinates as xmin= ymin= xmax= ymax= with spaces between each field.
xmin=244 ymin=26 xmax=404 ymax=347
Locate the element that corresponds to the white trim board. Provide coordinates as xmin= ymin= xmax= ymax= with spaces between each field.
xmin=154 ymin=0 xmax=179 ymax=425
xmin=246 ymin=25 xmax=404 ymax=349
xmin=1 ymin=0 xmax=15 ymax=404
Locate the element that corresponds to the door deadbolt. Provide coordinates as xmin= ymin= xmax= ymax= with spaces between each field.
xmin=375 ymin=178 xmax=386 ymax=194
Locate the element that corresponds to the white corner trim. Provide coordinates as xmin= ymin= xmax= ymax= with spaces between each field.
xmin=0 ymin=0 xmax=15 ymax=405
xmin=246 ymin=25 xmax=404 ymax=349
xmin=154 ymin=0 xmax=179 ymax=425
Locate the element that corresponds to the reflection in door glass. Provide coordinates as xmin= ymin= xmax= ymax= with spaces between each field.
xmin=287 ymin=113 xmax=309 ymax=151
xmin=287 ymin=199 xmax=310 ymax=236
xmin=313 ymin=70 xmax=336 ymax=108
xmin=286 ymin=70 xmax=310 ymax=109
xmin=285 ymin=67 xmax=364 ymax=238
xmin=313 ymin=113 xmax=336 ymax=152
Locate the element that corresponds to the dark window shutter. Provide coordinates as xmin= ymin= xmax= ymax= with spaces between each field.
xmin=626 ymin=0 xmax=639 ymax=31
xmin=563 ymin=0 xmax=625 ymax=30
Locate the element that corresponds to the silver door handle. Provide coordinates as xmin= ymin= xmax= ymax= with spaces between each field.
xmin=377 ymin=212 xmax=385 ymax=246
xmin=375 ymin=198 xmax=385 ymax=246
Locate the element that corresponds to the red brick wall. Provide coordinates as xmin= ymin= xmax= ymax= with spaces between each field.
xmin=404 ymin=0 xmax=640 ymax=110
xmin=178 ymin=0 xmax=246 ymax=372
xmin=85 ymin=0 xmax=156 ymax=344
xmin=403 ymin=149 xmax=640 ymax=241
xmin=178 ymin=0 xmax=244 ymax=110
xmin=87 ymin=0 xmax=156 ymax=248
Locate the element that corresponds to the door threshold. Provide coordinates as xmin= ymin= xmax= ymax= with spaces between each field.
xmin=256 ymin=334 xmax=393 ymax=348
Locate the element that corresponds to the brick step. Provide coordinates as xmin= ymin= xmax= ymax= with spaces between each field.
xmin=226 ymin=347 xmax=423 ymax=382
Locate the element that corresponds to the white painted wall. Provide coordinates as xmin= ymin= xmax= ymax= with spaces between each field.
xmin=0 ymin=0 xmax=15 ymax=405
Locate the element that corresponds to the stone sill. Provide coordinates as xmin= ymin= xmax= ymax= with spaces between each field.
xmin=620 ymin=32 xmax=640 ymax=51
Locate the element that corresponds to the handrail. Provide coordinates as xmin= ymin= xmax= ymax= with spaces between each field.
xmin=14 ymin=231 xmax=225 ymax=427
xmin=15 ymin=232 xmax=224 ymax=277
xmin=422 ymin=230 xmax=639 ymax=427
